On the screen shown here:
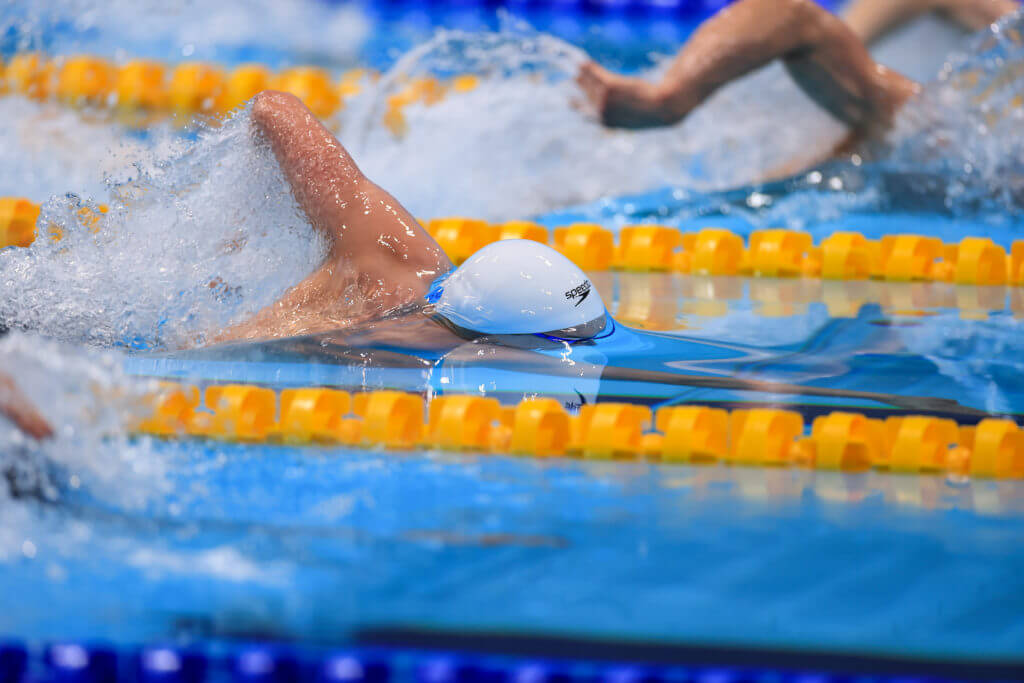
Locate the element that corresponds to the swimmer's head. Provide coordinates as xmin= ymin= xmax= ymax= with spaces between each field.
xmin=426 ymin=239 xmax=609 ymax=342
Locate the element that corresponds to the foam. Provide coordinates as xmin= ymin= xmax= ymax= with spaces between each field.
xmin=341 ymin=21 xmax=847 ymax=221
xmin=0 ymin=97 xmax=172 ymax=202
xmin=0 ymin=331 xmax=166 ymax=508
xmin=877 ymin=9 xmax=1024 ymax=217
xmin=0 ymin=107 xmax=325 ymax=349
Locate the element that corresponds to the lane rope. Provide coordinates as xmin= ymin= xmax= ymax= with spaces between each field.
xmin=137 ymin=383 xmax=1024 ymax=479
xmin=0 ymin=51 xmax=476 ymax=134
xmin=4 ymin=198 xmax=1023 ymax=287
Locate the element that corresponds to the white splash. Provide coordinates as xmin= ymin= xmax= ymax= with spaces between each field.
xmin=0 ymin=331 xmax=167 ymax=507
xmin=0 ymin=96 xmax=174 ymax=202
xmin=878 ymin=9 xmax=1024 ymax=217
xmin=0 ymin=107 xmax=325 ymax=349
xmin=128 ymin=546 xmax=291 ymax=585
xmin=342 ymin=21 xmax=846 ymax=221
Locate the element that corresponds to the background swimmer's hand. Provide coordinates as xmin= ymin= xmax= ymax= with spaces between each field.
xmin=0 ymin=374 xmax=54 ymax=441
xmin=576 ymin=62 xmax=675 ymax=128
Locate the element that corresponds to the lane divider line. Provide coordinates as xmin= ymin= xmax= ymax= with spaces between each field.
xmin=4 ymin=198 xmax=1022 ymax=288
xmin=1 ymin=52 xmax=476 ymax=133
xmin=137 ymin=383 xmax=1024 ymax=479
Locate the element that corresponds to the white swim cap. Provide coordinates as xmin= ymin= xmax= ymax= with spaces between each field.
xmin=427 ymin=240 xmax=608 ymax=340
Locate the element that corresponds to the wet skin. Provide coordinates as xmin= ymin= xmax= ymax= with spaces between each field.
xmin=843 ymin=0 xmax=1018 ymax=43
xmin=213 ymin=91 xmax=452 ymax=344
xmin=576 ymin=0 xmax=919 ymax=134
xmin=576 ymin=0 xmax=1016 ymax=166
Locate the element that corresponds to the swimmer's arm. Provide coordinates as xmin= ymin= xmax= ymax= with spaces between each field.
xmin=251 ymin=91 xmax=451 ymax=300
xmin=0 ymin=373 xmax=53 ymax=441
xmin=578 ymin=0 xmax=919 ymax=131
xmin=842 ymin=0 xmax=1017 ymax=43
xmin=210 ymin=92 xmax=453 ymax=345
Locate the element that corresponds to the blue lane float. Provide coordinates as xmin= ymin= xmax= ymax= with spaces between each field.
xmin=1 ymin=640 xmax=1020 ymax=683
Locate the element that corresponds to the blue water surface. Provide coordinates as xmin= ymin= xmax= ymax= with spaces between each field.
xmin=3 ymin=440 xmax=1024 ymax=662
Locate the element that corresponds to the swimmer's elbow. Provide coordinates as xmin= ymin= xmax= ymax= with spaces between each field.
xmin=651 ymin=84 xmax=695 ymax=127
xmin=785 ymin=0 xmax=829 ymax=25
xmin=779 ymin=0 xmax=838 ymax=47
xmin=251 ymin=90 xmax=306 ymax=131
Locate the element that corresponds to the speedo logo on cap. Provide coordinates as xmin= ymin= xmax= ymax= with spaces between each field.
xmin=564 ymin=280 xmax=592 ymax=307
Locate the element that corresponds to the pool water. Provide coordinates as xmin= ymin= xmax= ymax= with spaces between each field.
xmin=2 ymin=0 xmax=1024 ymax=675
xmin=5 ymin=431 xmax=1024 ymax=661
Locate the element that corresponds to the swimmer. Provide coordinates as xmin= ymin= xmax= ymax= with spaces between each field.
xmin=190 ymin=95 xmax=977 ymax=418
xmin=192 ymin=91 xmax=997 ymax=419
xmin=0 ymin=372 xmax=53 ymax=441
xmin=216 ymin=91 xmax=606 ymax=347
xmin=576 ymin=0 xmax=1016 ymax=153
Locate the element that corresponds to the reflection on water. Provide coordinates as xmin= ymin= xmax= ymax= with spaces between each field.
xmin=122 ymin=270 xmax=1024 ymax=421
xmin=605 ymin=271 xmax=1024 ymax=329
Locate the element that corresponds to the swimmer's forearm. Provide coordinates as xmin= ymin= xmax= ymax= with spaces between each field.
xmin=252 ymin=90 xmax=367 ymax=242
xmin=236 ymin=90 xmax=452 ymax=345
xmin=251 ymin=90 xmax=448 ymax=282
xmin=842 ymin=0 xmax=938 ymax=41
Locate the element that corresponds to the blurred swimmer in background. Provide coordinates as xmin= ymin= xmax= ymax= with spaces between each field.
xmin=842 ymin=0 xmax=1017 ymax=43
xmin=577 ymin=0 xmax=1016 ymax=149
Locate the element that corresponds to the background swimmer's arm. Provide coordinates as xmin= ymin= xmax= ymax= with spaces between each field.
xmin=250 ymin=90 xmax=452 ymax=302
xmin=577 ymin=0 xmax=919 ymax=131
xmin=0 ymin=373 xmax=53 ymax=441
xmin=842 ymin=0 xmax=1017 ymax=43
